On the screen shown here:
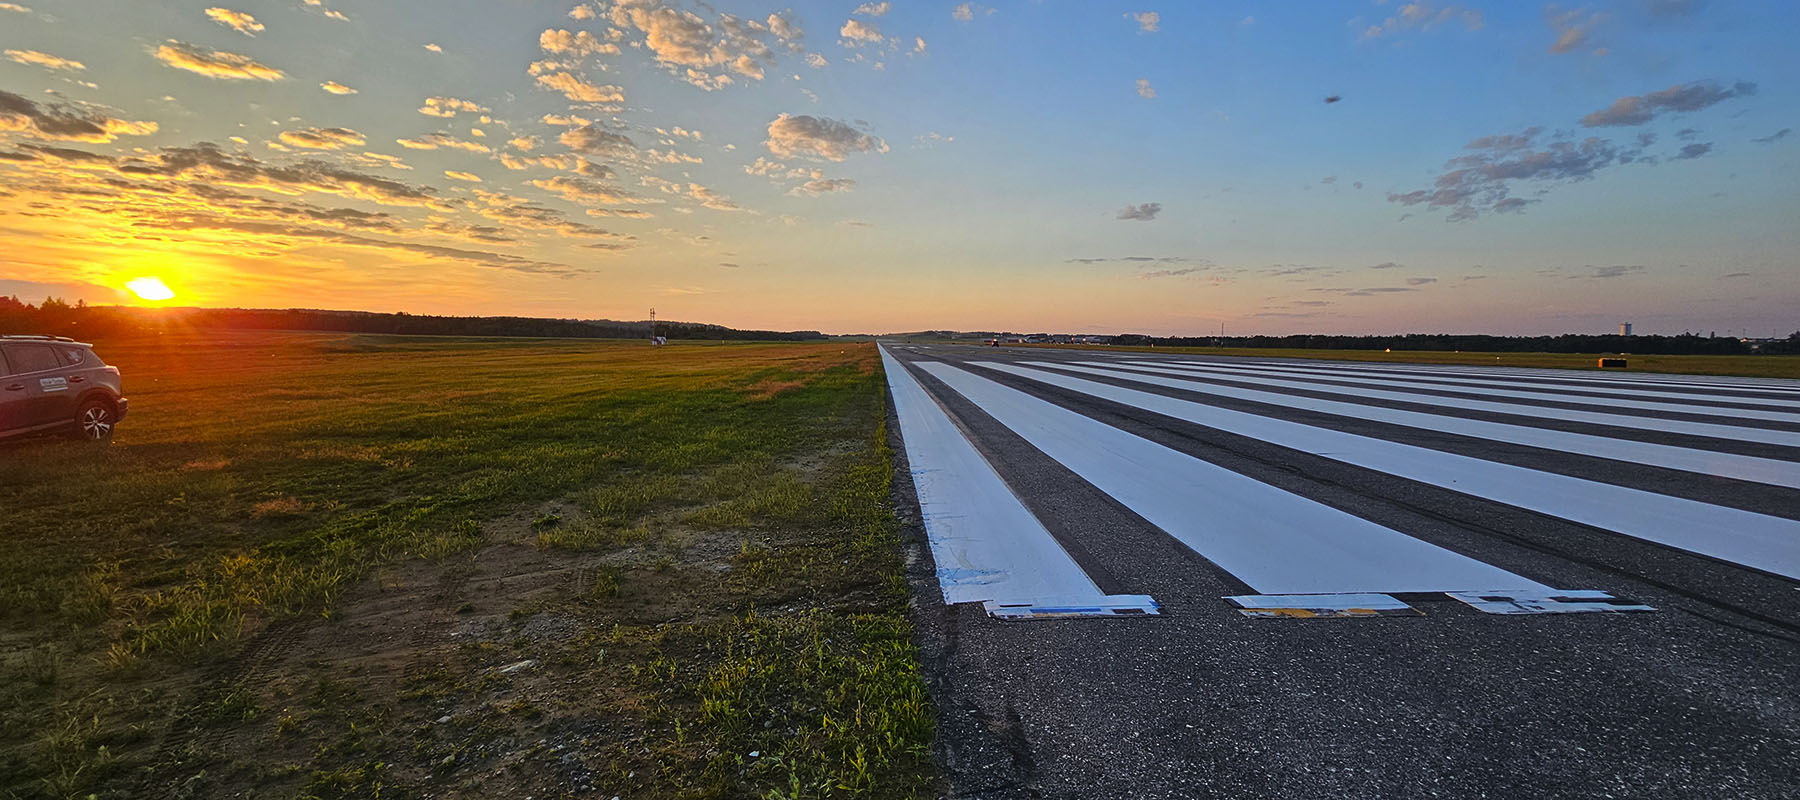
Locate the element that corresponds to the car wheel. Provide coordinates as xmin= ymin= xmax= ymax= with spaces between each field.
xmin=73 ymin=399 xmax=115 ymax=442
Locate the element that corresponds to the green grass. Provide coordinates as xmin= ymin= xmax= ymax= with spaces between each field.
xmin=0 ymin=331 xmax=936 ymax=799
xmin=1012 ymin=343 xmax=1800 ymax=379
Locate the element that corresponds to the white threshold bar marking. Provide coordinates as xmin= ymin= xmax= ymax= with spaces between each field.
xmin=878 ymin=348 xmax=1156 ymax=618
xmin=1100 ymin=361 xmax=1800 ymax=449
xmin=977 ymin=362 xmax=1800 ymax=581
xmin=1044 ymin=362 xmax=1800 ymax=489
xmin=918 ymin=362 xmax=1548 ymax=596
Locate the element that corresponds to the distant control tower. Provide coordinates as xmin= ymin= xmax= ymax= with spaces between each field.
xmin=1619 ymin=322 xmax=1632 ymax=336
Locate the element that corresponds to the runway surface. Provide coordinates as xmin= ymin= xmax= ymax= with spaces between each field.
xmin=882 ymin=343 xmax=1800 ymax=799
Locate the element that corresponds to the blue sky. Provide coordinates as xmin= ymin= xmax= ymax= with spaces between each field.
xmin=1 ymin=0 xmax=1795 ymax=335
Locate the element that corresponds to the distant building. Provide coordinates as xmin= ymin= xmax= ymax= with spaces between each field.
xmin=1619 ymin=322 xmax=1633 ymax=336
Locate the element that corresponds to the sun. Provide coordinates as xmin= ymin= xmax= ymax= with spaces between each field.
xmin=125 ymin=277 xmax=177 ymax=302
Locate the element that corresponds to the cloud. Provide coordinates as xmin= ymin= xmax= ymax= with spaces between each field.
xmin=853 ymin=1 xmax=891 ymax=16
xmin=539 ymin=29 xmax=620 ymax=57
xmin=395 ymin=133 xmax=490 ymax=153
xmin=1674 ymin=142 xmax=1712 ymax=159
xmin=1117 ymin=202 xmax=1161 ymax=221
xmin=560 ymin=123 xmax=636 ymax=155
xmin=153 ymin=41 xmax=284 ymax=80
xmin=419 ymin=96 xmax=488 ymax=118
xmin=1580 ymin=80 xmax=1755 ymax=127
xmin=1583 ymin=264 xmax=1644 ymax=279
xmin=1752 ymin=128 xmax=1792 ymax=144
xmin=790 ymin=177 xmax=856 ymax=196
xmin=0 ymin=89 xmax=158 ymax=142
xmin=682 ymin=183 xmax=741 ymax=211
xmin=1405 ymin=276 xmax=1437 ymax=285
xmin=205 ymin=7 xmax=263 ymax=36
xmin=1136 ymin=78 xmax=1156 ymax=99
xmin=5 ymin=49 xmax=84 ymax=71
xmin=570 ymin=4 xmax=596 ymax=20
xmin=0 ymin=3 xmax=30 ymax=12
xmin=1362 ymin=2 xmax=1484 ymax=39
xmin=278 ymin=127 xmax=365 ymax=150
xmin=839 ymin=18 xmax=887 ymax=45
xmin=320 ymin=81 xmax=357 ymax=95
xmin=1139 ymin=268 xmax=1200 ymax=279
xmin=1126 ymin=11 xmax=1159 ymax=32
xmin=1545 ymin=6 xmax=1606 ymax=54
xmin=423 ymin=43 xmax=443 ymax=53
xmin=1388 ymin=126 xmax=1642 ymax=220
xmin=301 ymin=0 xmax=347 ymax=21
xmin=443 ymin=170 xmax=482 ymax=182
xmin=765 ymin=114 xmax=887 ymax=161
xmin=530 ymin=174 xmax=648 ymax=206
xmin=953 ymin=3 xmax=992 ymax=21
xmin=113 ymin=142 xmax=452 ymax=209
xmin=804 ymin=53 xmax=828 ymax=68
xmin=534 ymin=72 xmax=625 ymax=103
xmin=1369 ymin=262 xmax=1402 ymax=269
xmin=604 ymin=0 xmax=779 ymax=89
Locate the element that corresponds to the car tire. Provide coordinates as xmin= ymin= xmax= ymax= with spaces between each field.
xmin=72 ymin=399 xmax=116 ymax=442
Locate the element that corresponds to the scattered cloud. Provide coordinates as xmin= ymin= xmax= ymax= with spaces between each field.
xmin=1545 ymin=6 xmax=1606 ymax=54
xmin=1674 ymin=142 xmax=1713 ymax=159
xmin=1362 ymin=2 xmax=1484 ymax=39
xmin=1405 ymin=276 xmax=1438 ymax=285
xmin=1117 ymin=202 xmax=1162 ymax=221
xmin=1752 ymin=128 xmax=1792 ymax=144
xmin=1583 ymin=264 xmax=1645 ymax=279
xmin=840 ymin=18 xmax=888 ymax=46
xmin=790 ymin=177 xmax=856 ymax=196
xmin=765 ymin=114 xmax=888 ymax=161
xmin=1126 ymin=11 xmax=1159 ymax=33
xmin=301 ymin=0 xmax=348 ymax=21
xmin=0 ymin=2 xmax=30 ymax=12
xmin=1139 ymin=268 xmax=1200 ymax=279
xmin=320 ymin=81 xmax=357 ymax=95
xmin=1369 ymin=262 xmax=1402 ymax=269
xmin=560 ymin=123 xmax=636 ymax=155
xmin=1580 ymin=80 xmax=1755 ymax=127
xmin=539 ymin=29 xmax=620 ymax=57
xmin=952 ymin=3 xmax=974 ymax=21
xmin=853 ymin=1 xmax=891 ymax=16
xmin=1136 ymin=79 xmax=1156 ymax=99
xmin=0 ymin=89 xmax=157 ymax=142
xmin=5 ymin=49 xmax=84 ymax=72
xmin=278 ymin=127 xmax=365 ymax=150
xmin=205 ymin=7 xmax=264 ymax=36
xmin=153 ymin=41 xmax=284 ymax=80
xmin=395 ymin=133 xmax=490 ymax=153
xmin=1388 ymin=125 xmax=1672 ymax=220
xmin=534 ymin=72 xmax=625 ymax=103
xmin=531 ymin=174 xmax=647 ymax=206
xmin=603 ymin=0 xmax=784 ymax=89
xmin=418 ymin=96 xmax=487 ymax=118
xmin=443 ymin=170 xmax=482 ymax=182
xmin=423 ymin=43 xmax=443 ymax=53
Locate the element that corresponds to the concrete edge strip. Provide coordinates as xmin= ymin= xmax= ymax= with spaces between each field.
xmin=1446 ymin=590 xmax=1656 ymax=615
xmin=1223 ymin=593 xmax=1420 ymax=619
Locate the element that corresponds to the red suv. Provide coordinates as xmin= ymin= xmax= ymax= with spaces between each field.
xmin=0 ymin=335 xmax=128 ymax=442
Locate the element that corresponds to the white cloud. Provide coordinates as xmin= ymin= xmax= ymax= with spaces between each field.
xmin=5 ymin=49 xmax=84 ymax=72
xmin=320 ymin=80 xmax=357 ymax=94
xmin=569 ymin=4 xmax=596 ymax=20
xmin=1126 ymin=11 xmax=1159 ymax=33
xmin=839 ymin=18 xmax=887 ymax=46
xmin=1362 ymin=2 xmax=1484 ymax=39
xmin=853 ymin=1 xmax=891 ymax=16
xmin=152 ymin=41 xmax=284 ymax=80
xmin=1136 ymin=78 xmax=1156 ymax=99
xmin=278 ymin=126 xmax=364 ymax=149
xmin=418 ymin=96 xmax=487 ymax=118
xmin=535 ymin=72 xmax=625 ymax=103
xmin=539 ymin=29 xmax=620 ymax=57
xmin=765 ymin=113 xmax=888 ymax=161
xmin=444 ymin=170 xmax=482 ymax=182
xmin=423 ymin=43 xmax=443 ymax=53
xmin=205 ymin=8 xmax=264 ymax=36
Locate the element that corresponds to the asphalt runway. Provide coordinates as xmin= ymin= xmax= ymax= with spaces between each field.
xmin=881 ymin=343 xmax=1800 ymax=799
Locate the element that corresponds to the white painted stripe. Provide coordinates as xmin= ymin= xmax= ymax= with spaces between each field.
xmin=1090 ymin=361 xmax=1800 ymax=449
xmin=1044 ymin=362 xmax=1800 ymax=489
xmin=1145 ymin=360 xmax=1800 ymax=418
xmin=1261 ymin=361 xmax=1800 ymax=396
xmin=878 ymin=348 xmax=1152 ymax=613
xmin=980 ymin=362 xmax=1800 ymax=580
xmin=917 ymin=362 xmax=1548 ymax=595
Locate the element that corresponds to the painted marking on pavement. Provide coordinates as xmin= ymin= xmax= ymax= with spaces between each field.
xmin=976 ymin=362 xmax=1800 ymax=581
xmin=917 ymin=361 xmax=1550 ymax=596
xmin=879 ymin=348 xmax=1158 ymax=619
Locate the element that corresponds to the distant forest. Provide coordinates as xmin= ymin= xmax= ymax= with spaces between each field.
xmin=1108 ymin=331 xmax=1800 ymax=355
xmin=0 ymin=296 xmax=827 ymax=342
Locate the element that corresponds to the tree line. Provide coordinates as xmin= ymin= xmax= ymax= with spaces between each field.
xmin=0 ymin=297 xmax=827 ymax=342
xmin=1108 ymin=331 xmax=1800 ymax=355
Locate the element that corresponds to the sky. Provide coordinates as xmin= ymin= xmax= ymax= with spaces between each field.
xmin=1 ymin=0 xmax=1796 ymax=337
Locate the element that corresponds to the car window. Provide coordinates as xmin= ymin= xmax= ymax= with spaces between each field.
xmin=0 ymin=351 xmax=11 ymax=377
xmin=2 ymin=344 xmax=61 ymax=374
xmin=58 ymin=348 xmax=87 ymax=367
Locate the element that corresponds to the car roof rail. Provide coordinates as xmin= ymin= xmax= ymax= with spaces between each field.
xmin=0 ymin=334 xmax=78 ymax=342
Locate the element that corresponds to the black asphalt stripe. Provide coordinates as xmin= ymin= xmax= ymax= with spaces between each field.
xmin=1078 ymin=361 xmax=1800 ymax=460
xmin=975 ymin=357 xmax=1800 ymax=519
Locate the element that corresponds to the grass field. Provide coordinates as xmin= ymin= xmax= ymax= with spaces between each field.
xmin=0 ymin=332 xmax=936 ymax=799
xmin=1006 ymin=343 xmax=1800 ymax=379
